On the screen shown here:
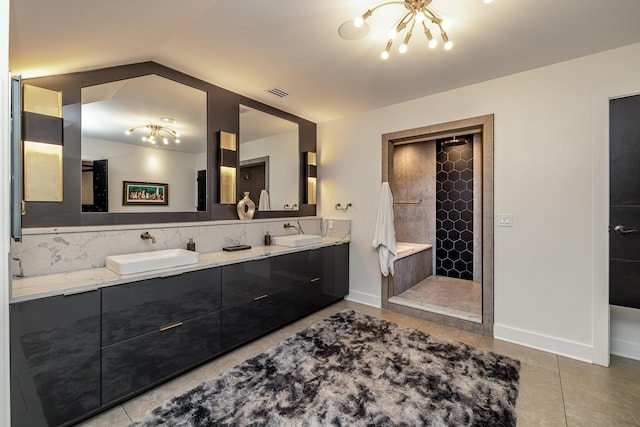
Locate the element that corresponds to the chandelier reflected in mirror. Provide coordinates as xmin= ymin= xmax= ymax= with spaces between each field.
xmin=347 ymin=0 xmax=492 ymax=60
xmin=125 ymin=123 xmax=181 ymax=145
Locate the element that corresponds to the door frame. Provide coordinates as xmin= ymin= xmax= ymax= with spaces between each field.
xmin=381 ymin=114 xmax=494 ymax=336
xmin=592 ymin=83 xmax=640 ymax=367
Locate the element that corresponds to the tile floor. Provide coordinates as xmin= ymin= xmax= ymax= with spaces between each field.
xmin=79 ymin=300 xmax=640 ymax=427
xmin=391 ymin=275 xmax=482 ymax=323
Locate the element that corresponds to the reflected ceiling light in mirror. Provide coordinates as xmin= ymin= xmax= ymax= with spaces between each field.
xmin=125 ymin=123 xmax=181 ymax=145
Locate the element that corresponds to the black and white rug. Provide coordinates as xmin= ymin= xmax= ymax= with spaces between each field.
xmin=132 ymin=310 xmax=520 ymax=426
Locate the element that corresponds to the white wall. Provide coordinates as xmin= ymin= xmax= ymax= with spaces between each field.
xmin=1 ymin=0 xmax=11 ymax=421
xmin=83 ymin=138 xmax=202 ymax=212
xmin=318 ymin=42 xmax=640 ymax=362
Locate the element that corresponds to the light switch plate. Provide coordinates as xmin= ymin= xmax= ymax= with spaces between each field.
xmin=328 ymin=220 xmax=334 ymax=230
xmin=497 ymin=214 xmax=513 ymax=227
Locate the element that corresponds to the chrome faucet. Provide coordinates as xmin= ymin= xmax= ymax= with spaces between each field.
xmin=284 ymin=223 xmax=299 ymax=233
xmin=283 ymin=221 xmax=304 ymax=234
xmin=140 ymin=232 xmax=156 ymax=243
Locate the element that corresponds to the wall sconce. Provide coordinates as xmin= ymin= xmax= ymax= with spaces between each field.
xmin=22 ymin=84 xmax=64 ymax=202
xmin=218 ymin=130 xmax=237 ymax=204
xmin=305 ymin=151 xmax=317 ymax=205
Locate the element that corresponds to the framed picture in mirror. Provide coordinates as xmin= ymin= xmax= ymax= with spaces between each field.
xmin=123 ymin=181 xmax=169 ymax=206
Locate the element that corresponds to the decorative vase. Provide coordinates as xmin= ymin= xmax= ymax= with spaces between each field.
xmin=237 ymin=192 xmax=256 ymax=220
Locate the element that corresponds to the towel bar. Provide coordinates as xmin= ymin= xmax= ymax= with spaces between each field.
xmin=394 ymin=199 xmax=422 ymax=205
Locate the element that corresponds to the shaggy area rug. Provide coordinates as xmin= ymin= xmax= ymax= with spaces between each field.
xmin=132 ymin=310 xmax=520 ymax=426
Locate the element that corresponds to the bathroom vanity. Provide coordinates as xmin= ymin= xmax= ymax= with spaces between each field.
xmin=10 ymin=241 xmax=349 ymax=427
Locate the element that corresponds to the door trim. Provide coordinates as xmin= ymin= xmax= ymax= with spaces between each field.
xmin=381 ymin=114 xmax=494 ymax=336
xmin=592 ymin=84 xmax=640 ymax=367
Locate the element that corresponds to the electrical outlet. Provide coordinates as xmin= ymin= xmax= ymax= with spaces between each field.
xmin=497 ymin=214 xmax=513 ymax=227
xmin=328 ymin=220 xmax=334 ymax=230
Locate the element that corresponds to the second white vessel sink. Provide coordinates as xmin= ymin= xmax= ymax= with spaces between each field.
xmin=106 ymin=248 xmax=199 ymax=275
xmin=272 ymin=234 xmax=323 ymax=247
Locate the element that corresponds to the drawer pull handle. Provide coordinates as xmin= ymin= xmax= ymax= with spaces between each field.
xmin=63 ymin=288 xmax=98 ymax=297
xmin=160 ymin=322 xmax=184 ymax=332
xmin=310 ymin=277 xmax=321 ymax=283
xmin=253 ymin=294 xmax=268 ymax=301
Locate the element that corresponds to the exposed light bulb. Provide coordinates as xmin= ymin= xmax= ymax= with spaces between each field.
xmin=415 ymin=11 xmax=425 ymax=23
xmin=175 ymin=132 xmax=181 ymax=137
xmin=354 ymin=16 xmax=364 ymax=28
xmin=442 ymin=19 xmax=452 ymax=30
xmin=387 ymin=28 xmax=397 ymax=39
xmin=175 ymin=139 xmax=180 ymax=144
xmin=149 ymin=135 xmax=155 ymax=141
xmin=125 ymin=130 xmax=131 ymax=135
xmin=429 ymin=39 xmax=438 ymax=48
xmin=444 ymin=40 xmax=453 ymax=50
xmin=399 ymin=44 xmax=408 ymax=54
xmin=163 ymin=137 xmax=169 ymax=144
xmin=142 ymin=136 xmax=147 ymax=142
xmin=381 ymin=50 xmax=389 ymax=60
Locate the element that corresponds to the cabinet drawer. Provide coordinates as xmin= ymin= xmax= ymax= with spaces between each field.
xmin=221 ymin=251 xmax=323 ymax=307
xmin=271 ymin=249 xmax=322 ymax=288
xmin=221 ymin=292 xmax=296 ymax=350
xmin=10 ymin=291 xmax=100 ymax=427
xmin=102 ymin=267 xmax=221 ymax=345
xmin=222 ymin=258 xmax=282 ymax=306
xmin=101 ymin=310 xmax=221 ymax=405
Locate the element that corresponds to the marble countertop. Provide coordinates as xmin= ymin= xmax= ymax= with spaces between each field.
xmin=11 ymin=238 xmax=349 ymax=303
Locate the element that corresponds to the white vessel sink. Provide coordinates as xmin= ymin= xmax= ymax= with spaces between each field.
xmin=272 ymin=234 xmax=323 ymax=247
xmin=106 ymin=249 xmax=199 ymax=275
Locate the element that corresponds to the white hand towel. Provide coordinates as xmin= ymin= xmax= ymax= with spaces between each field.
xmin=372 ymin=182 xmax=397 ymax=276
xmin=258 ymin=189 xmax=271 ymax=211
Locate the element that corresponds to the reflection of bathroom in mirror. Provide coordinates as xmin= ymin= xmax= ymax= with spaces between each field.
xmin=81 ymin=74 xmax=207 ymax=213
xmin=239 ymin=105 xmax=299 ymax=211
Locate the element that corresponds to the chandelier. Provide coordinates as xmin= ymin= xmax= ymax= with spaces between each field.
xmin=125 ymin=123 xmax=181 ymax=145
xmin=352 ymin=0 xmax=491 ymax=60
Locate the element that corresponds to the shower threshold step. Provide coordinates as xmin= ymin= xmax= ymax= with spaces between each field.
xmin=388 ymin=296 xmax=482 ymax=323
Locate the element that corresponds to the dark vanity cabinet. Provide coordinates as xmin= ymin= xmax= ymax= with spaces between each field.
xmin=10 ymin=290 xmax=101 ymax=427
xmin=101 ymin=268 xmax=222 ymax=404
xmin=221 ymin=243 xmax=349 ymax=350
xmin=10 ymin=243 xmax=349 ymax=426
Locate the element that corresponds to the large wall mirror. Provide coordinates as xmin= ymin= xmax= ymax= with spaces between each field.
xmin=19 ymin=61 xmax=316 ymax=228
xmin=81 ymin=74 xmax=207 ymax=213
xmin=239 ymin=105 xmax=299 ymax=211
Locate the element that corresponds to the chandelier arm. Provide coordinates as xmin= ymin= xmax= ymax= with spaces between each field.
xmin=392 ymin=11 xmax=413 ymax=34
xmin=369 ymin=1 xmax=407 ymax=14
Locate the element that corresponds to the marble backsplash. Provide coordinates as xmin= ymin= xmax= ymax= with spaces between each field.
xmin=11 ymin=217 xmax=351 ymax=278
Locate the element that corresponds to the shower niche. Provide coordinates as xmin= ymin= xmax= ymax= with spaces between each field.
xmin=381 ymin=115 xmax=494 ymax=336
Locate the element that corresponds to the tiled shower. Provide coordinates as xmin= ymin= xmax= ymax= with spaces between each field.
xmin=390 ymin=133 xmax=483 ymax=320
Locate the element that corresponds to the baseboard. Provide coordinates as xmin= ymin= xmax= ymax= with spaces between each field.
xmin=611 ymin=338 xmax=640 ymax=361
xmin=494 ymin=324 xmax=593 ymax=363
xmin=345 ymin=290 xmax=381 ymax=308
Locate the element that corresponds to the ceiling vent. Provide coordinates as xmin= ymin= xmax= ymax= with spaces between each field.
xmin=239 ymin=106 xmax=252 ymax=115
xmin=267 ymin=87 xmax=289 ymax=98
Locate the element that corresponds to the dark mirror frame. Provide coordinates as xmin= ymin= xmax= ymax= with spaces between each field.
xmin=20 ymin=61 xmax=316 ymax=228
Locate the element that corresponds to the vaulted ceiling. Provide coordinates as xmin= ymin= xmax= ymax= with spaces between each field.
xmin=10 ymin=0 xmax=640 ymax=122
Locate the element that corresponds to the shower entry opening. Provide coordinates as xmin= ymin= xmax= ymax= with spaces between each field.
xmin=381 ymin=115 xmax=494 ymax=336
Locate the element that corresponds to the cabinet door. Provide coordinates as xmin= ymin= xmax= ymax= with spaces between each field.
xmin=271 ymin=249 xmax=322 ymax=288
xmin=221 ymin=293 xmax=295 ymax=350
xmin=101 ymin=310 xmax=221 ymax=405
xmin=10 ymin=291 xmax=100 ymax=427
xmin=102 ymin=267 xmax=221 ymax=345
xmin=332 ymin=243 xmax=350 ymax=298
xmin=222 ymin=258 xmax=276 ymax=306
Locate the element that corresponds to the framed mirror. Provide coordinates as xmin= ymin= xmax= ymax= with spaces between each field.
xmin=81 ymin=74 xmax=207 ymax=213
xmin=239 ymin=105 xmax=299 ymax=211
